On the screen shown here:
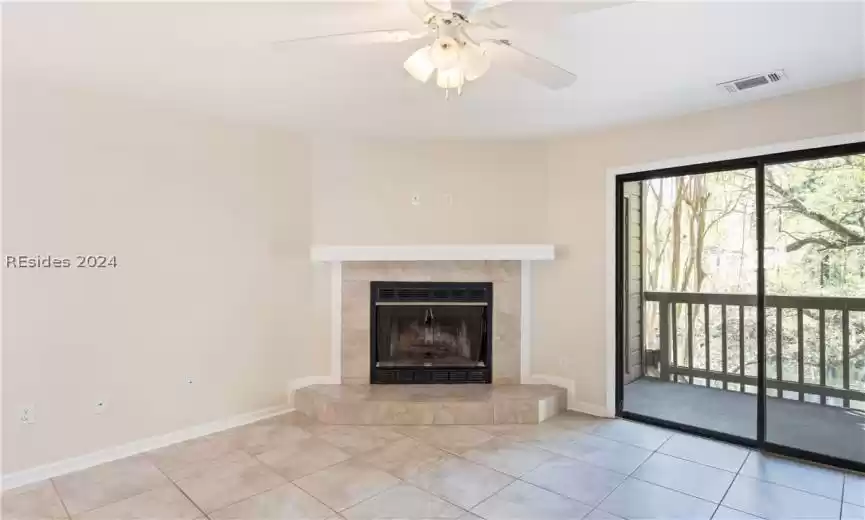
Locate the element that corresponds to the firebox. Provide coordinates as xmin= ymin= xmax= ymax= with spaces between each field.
xmin=370 ymin=281 xmax=492 ymax=384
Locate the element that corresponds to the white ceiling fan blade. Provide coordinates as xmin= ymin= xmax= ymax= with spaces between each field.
xmin=408 ymin=0 xmax=443 ymax=21
xmin=474 ymin=1 xmax=634 ymax=29
xmin=487 ymin=39 xmax=576 ymax=89
xmin=273 ymin=29 xmax=429 ymax=47
xmin=449 ymin=1 xmax=503 ymax=15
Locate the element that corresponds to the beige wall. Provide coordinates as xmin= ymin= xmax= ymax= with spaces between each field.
xmin=536 ymin=79 xmax=865 ymax=412
xmin=2 ymin=82 xmax=314 ymax=473
xmin=311 ymin=138 xmax=549 ymax=245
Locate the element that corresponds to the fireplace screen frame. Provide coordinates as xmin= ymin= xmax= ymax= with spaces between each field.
xmin=370 ymin=281 xmax=493 ymax=384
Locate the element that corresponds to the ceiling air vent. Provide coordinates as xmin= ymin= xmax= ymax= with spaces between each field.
xmin=719 ymin=70 xmax=786 ymax=93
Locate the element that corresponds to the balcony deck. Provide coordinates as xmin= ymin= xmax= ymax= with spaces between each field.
xmin=624 ymin=377 xmax=865 ymax=465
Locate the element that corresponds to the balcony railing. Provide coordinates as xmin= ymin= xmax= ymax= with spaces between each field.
xmin=643 ymin=291 xmax=865 ymax=407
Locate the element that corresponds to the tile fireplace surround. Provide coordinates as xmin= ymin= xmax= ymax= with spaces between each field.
xmin=298 ymin=245 xmax=570 ymax=425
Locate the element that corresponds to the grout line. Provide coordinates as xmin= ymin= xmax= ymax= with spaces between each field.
xmin=839 ymin=476 xmax=845 ymax=520
xmin=711 ymin=466 xmax=741 ymax=519
xmin=49 ymin=478 xmax=73 ymax=520
xmin=151 ymin=457 xmax=211 ymax=519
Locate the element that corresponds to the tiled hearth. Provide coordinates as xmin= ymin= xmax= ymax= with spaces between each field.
xmin=295 ymin=384 xmax=567 ymax=425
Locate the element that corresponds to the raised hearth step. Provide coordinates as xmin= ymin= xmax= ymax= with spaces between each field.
xmin=294 ymin=384 xmax=566 ymax=425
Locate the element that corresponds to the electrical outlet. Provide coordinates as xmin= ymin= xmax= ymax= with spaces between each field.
xmin=94 ymin=401 xmax=107 ymax=415
xmin=20 ymin=405 xmax=36 ymax=424
xmin=411 ymin=194 xmax=421 ymax=206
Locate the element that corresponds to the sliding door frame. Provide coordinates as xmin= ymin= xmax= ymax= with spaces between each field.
xmin=614 ymin=141 xmax=865 ymax=473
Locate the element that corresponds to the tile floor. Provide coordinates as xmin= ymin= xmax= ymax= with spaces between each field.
xmin=4 ymin=411 xmax=865 ymax=520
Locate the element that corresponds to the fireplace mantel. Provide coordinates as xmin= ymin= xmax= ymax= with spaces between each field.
xmin=310 ymin=244 xmax=555 ymax=262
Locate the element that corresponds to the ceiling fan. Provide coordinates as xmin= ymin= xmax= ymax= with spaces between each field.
xmin=274 ymin=0 xmax=629 ymax=98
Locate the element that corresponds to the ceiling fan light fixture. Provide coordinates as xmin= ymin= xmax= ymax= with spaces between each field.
xmin=436 ymin=67 xmax=464 ymax=90
xmin=404 ymin=46 xmax=435 ymax=83
xmin=429 ymin=37 xmax=461 ymax=69
xmin=460 ymin=42 xmax=490 ymax=81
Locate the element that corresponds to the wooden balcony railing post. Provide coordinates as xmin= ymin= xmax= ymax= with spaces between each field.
xmin=797 ymin=308 xmax=804 ymax=401
xmin=819 ymin=309 xmax=826 ymax=405
xmin=721 ymin=305 xmax=728 ymax=390
xmin=739 ymin=305 xmax=745 ymax=392
xmin=658 ymin=298 xmax=671 ymax=382
xmin=705 ymin=303 xmax=711 ymax=387
xmin=842 ymin=309 xmax=850 ymax=408
xmin=687 ymin=303 xmax=694 ymax=384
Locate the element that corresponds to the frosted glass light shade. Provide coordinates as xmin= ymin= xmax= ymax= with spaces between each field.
xmin=404 ymin=46 xmax=435 ymax=83
xmin=436 ymin=67 xmax=464 ymax=89
xmin=461 ymin=43 xmax=490 ymax=82
xmin=429 ymin=37 xmax=461 ymax=70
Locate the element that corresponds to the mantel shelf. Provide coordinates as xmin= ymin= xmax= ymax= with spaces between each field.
xmin=310 ymin=244 xmax=555 ymax=262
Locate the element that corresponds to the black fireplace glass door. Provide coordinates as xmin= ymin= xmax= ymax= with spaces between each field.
xmin=375 ymin=305 xmax=488 ymax=368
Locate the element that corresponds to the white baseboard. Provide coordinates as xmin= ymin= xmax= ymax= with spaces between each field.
xmin=567 ymin=400 xmax=614 ymax=418
xmin=2 ymin=405 xmax=292 ymax=491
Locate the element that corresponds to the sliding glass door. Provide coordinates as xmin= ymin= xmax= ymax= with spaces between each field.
xmin=763 ymin=152 xmax=865 ymax=466
xmin=619 ymin=167 xmax=759 ymax=441
xmin=616 ymin=142 xmax=865 ymax=471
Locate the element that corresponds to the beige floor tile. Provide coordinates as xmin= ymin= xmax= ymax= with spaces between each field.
xmin=53 ymin=456 xmax=169 ymax=515
xmin=227 ymin=416 xmax=312 ymax=455
xmin=309 ymin=425 xmax=404 ymax=455
xmin=277 ymin=411 xmax=318 ymax=428
xmin=721 ymin=474 xmax=842 ymax=520
xmin=293 ymin=461 xmax=399 ymax=512
xmin=2 ymin=481 xmax=68 ymax=520
xmin=396 ymin=426 xmax=494 ymax=455
xmin=148 ymin=433 xmax=239 ymax=481
xmin=844 ymin=473 xmax=865 ymax=506
xmin=256 ymin=438 xmax=352 ymax=481
xmin=712 ymin=506 xmax=763 ymax=519
xmin=407 ymin=457 xmax=513 ymax=510
xmin=583 ymin=509 xmax=624 ymax=520
xmin=461 ymin=438 xmax=555 ymax=477
xmin=470 ymin=481 xmax=592 ymax=520
xmin=359 ymin=437 xmax=452 ymax=479
xmin=530 ymin=433 xmax=652 ymax=475
xmin=658 ymin=434 xmax=749 ymax=473
xmin=208 ymin=483 xmax=335 ymax=520
xmin=739 ymin=452 xmax=845 ymax=501
xmin=599 ymin=478 xmax=716 ymax=520
xmin=152 ymin=450 xmax=252 ymax=483
xmin=632 ymin=452 xmax=736 ymax=503
xmin=521 ymin=456 xmax=626 ymax=507
xmin=340 ymin=484 xmax=465 ymax=520
xmin=475 ymin=424 xmax=573 ymax=443
xmin=590 ymin=420 xmax=672 ymax=451
xmin=73 ymin=485 xmax=201 ymax=520
xmin=842 ymin=501 xmax=865 ymax=519
xmin=544 ymin=412 xmax=610 ymax=433
xmin=173 ymin=453 xmax=286 ymax=513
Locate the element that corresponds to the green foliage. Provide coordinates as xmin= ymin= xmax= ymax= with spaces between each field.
xmin=639 ymin=153 xmax=865 ymax=402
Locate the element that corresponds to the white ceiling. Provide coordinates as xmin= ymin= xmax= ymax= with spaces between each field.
xmin=4 ymin=1 xmax=864 ymax=138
